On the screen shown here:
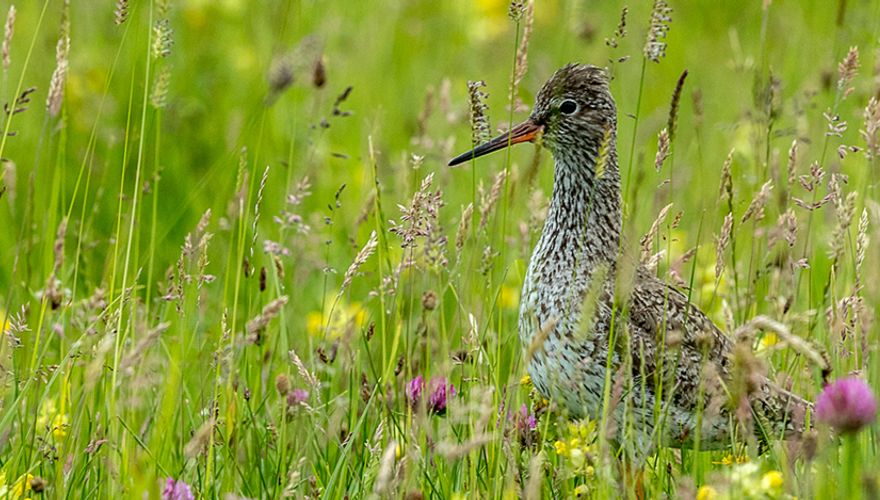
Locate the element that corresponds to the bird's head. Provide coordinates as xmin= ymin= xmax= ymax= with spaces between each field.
xmin=449 ymin=63 xmax=616 ymax=167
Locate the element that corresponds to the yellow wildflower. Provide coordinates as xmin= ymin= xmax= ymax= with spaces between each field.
xmin=37 ymin=398 xmax=69 ymax=442
xmin=696 ymin=485 xmax=718 ymax=500
xmin=520 ymin=374 xmax=532 ymax=387
xmin=714 ymin=453 xmax=748 ymax=465
xmin=51 ymin=414 xmax=69 ymax=440
xmin=759 ymin=332 xmax=779 ymax=351
xmin=531 ymin=394 xmax=549 ymax=411
xmin=305 ymin=311 xmax=323 ymax=337
xmin=11 ymin=473 xmax=33 ymax=498
xmin=554 ymin=440 xmax=568 ymax=456
xmin=499 ymin=285 xmax=519 ymax=310
xmin=305 ymin=298 xmax=366 ymax=339
xmin=761 ymin=470 xmax=784 ymax=491
xmin=574 ymin=484 xmax=590 ymax=497
xmin=568 ymin=420 xmax=595 ymax=440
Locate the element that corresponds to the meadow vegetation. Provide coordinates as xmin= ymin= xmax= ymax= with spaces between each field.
xmin=0 ymin=0 xmax=878 ymax=498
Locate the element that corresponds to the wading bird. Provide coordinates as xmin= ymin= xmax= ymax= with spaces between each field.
xmin=449 ymin=64 xmax=810 ymax=457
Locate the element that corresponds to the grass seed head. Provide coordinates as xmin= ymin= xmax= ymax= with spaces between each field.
xmin=644 ymin=0 xmax=672 ymax=63
xmin=114 ymin=0 xmax=129 ymax=25
xmin=467 ymin=80 xmax=491 ymax=145
xmin=2 ymin=5 xmax=15 ymax=70
xmin=654 ymin=127 xmax=670 ymax=171
xmin=861 ymin=97 xmax=880 ymax=159
xmin=837 ymin=46 xmax=859 ymax=97
xmin=605 ymin=6 xmax=628 ymax=48
xmin=46 ymin=34 xmax=69 ymax=117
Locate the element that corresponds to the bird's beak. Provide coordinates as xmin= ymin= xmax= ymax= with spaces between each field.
xmin=448 ymin=119 xmax=543 ymax=167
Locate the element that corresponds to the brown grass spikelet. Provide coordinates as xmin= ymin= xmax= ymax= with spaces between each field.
xmin=837 ymin=45 xmax=859 ymax=98
xmin=156 ymin=0 xmax=170 ymax=18
xmin=288 ymin=348 xmax=319 ymax=394
xmin=42 ymin=217 xmax=68 ymax=309
xmin=719 ymin=149 xmax=734 ymax=204
xmin=114 ymin=0 xmax=129 ymax=25
xmin=312 ymin=55 xmax=326 ymax=88
xmin=467 ymin=80 xmax=491 ymax=145
xmin=118 ymin=322 xmax=170 ymax=374
xmin=654 ymin=127 xmax=670 ymax=171
xmin=2 ymin=5 xmax=15 ymax=71
xmin=508 ymin=0 xmax=526 ymax=21
xmin=667 ymin=69 xmax=688 ymax=142
xmin=786 ymin=139 xmax=798 ymax=187
xmin=735 ymin=316 xmax=828 ymax=373
xmin=246 ymin=296 xmax=289 ymax=344
xmin=436 ymin=434 xmax=493 ymax=459
xmin=640 ymin=202 xmax=672 ymax=262
xmin=715 ymin=212 xmax=733 ymax=281
xmin=372 ymin=440 xmax=399 ymax=496
xmin=185 ymin=418 xmax=216 ymax=458
xmin=389 ymin=172 xmax=444 ymax=250
xmin=691 ymin=88 xmax=703 ymax=128
xmin=644 ymin=0 xmax=672 ymax=63
xmin=338 ymin=230 xmax=378 ymax=298
xmin=523 ymin=451 xmax=545 ymax=500
xmin=150 ymin=64 xmax=171 ymax=108
xmin=3 ymin=87 xmax=33 ymax=121
xmin=775 ymin=208 xmax=798 ymax=248
xmin=511 ymin=0 xmax=534 ymax=112
xmin=478 ymin=170 xmax=507 ymax=231
xmin=861 ymin=96 xmax=880 ymax=159
xmin=741 ymin=180 xmax=773 ymax=223
xmin=249 ymin=165 xmax=270 ymax=259
xmin=152 ymin=18 xmax=173 ymax=59
xmin=855 ymin=208 xmax=869 ymax=279
xmin=52 ymin=217 xmax=67 ymax=274
xmin=605 ymin=6 xmax=628 ymax=48
xmin=829 ymin=190 xmax=857 ymax=264
xmin=46 ymin=35 xmax=69 ymax=117
xmin=455 ymin=203 xmax=473 ymax=252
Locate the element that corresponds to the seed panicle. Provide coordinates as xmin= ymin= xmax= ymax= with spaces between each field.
xmin=644 ymin=0 xmax=672 ymax=63
xmin=467 ymin=80 xmax=491 ymax=146
xmin=2 ymin=5 xmax=15 ymax=70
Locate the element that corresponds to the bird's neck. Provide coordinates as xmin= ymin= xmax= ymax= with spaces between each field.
xmin=541 ymin=144 xmax=622 ymax=269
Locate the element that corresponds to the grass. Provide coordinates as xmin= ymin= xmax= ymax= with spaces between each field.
xmin=0 ymin=0 xmax=878 ymax=498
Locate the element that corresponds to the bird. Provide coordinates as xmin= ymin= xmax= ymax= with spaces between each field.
xmin=449 ymin=63 xmax=810 ymax=456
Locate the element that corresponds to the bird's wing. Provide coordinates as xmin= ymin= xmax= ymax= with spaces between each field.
xmin=624 ymin=268 xmax=809 ymax=439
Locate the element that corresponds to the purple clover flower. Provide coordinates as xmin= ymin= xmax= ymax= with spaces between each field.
xmin=162 ymin=478 xmax=195 ymax=500
xmin=509 ymin=404 xmax=538 ymax=447
xmin=815 ymin=377 xmax=877 ymax=434
xmin=405 ymin=375 xmax=455 ymax=414
xmin=427 ymin=377 xmax=455 ymax=414
xmin=514 ymin=404 xmax=537 ymax=431
xmin=287 ymin=388 xmax=309 ymax=407
xmin=406 ymin=375 xmax=425 ymax=405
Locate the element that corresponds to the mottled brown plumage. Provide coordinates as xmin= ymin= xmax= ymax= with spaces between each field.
xmin=450 ymin=63 xmax=810 ymax=455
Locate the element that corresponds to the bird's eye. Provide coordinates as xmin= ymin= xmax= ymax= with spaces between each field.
xmin=559 ymin=99 xmax=578 ymax=115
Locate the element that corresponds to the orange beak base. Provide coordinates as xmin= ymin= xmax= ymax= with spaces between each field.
xmin=448 ymin=120 xmax=543 ymax=166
